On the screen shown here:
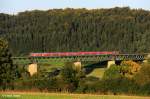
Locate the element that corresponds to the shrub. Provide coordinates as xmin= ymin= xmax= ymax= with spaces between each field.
xmin=134 ymin=63 xmax=150 ymax=85
xmin=121 ymin=60 xmax=141 ymax=75
xmin=76 ymin=76 xmax=99 ymax=93
xmin=103 ymin=65 xmax=123 ymax=80
xmin=138 ymin=83 xmax=150 ymax=95
xmin=96 ymin=77 xmax=139 ymax=94
xmin=34 ymin=78 xmax=58 ymax=91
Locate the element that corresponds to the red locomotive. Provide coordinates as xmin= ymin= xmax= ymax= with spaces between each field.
xmin=30 ymin=51 xmax=119 ymax=57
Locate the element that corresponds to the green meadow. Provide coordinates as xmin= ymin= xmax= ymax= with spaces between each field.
xmin=0 ymin=92 xmax=150 ymax=99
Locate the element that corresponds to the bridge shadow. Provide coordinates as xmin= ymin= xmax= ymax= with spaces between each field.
xmin=83 ymin=61 xmax=107 ymax=74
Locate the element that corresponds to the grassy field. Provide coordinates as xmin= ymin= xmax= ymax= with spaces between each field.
xmin=0 ymin=92 xmax=150 ymax=99
xmin=87 ymin=68 xmax=106 ymax=78
xmin=38 ymin=61 xmax=65 ymax=72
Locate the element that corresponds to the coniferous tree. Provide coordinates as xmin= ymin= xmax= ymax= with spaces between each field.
xmin=0 ymin=38 xmax=19 ymax=89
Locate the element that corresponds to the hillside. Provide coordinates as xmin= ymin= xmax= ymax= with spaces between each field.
xmin=0 ymin=7 xmax=150 ymax=56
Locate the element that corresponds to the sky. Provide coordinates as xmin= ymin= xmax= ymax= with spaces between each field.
xmin=0 ymin=0 xmax=150 ymax=14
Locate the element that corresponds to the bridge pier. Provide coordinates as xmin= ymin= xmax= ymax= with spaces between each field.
xmin=107 ymin=60 xmax=115 ymax=68
xmin=73 ymin=62 xmax=82 ymax=71
xmin=28 ymin=63 xmax=38 ymax=76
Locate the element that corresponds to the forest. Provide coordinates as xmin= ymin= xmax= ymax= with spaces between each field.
xmin=0 ymin=7 xmax=150 ymax=56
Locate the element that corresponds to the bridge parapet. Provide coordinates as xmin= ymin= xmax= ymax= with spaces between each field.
xmin=12 ymin=54 xmax=147 ymax=65
xmin=12 ymin=57 xmax=32 ymax=65
xmin=114 ymin=54 xmax=145 ymax=61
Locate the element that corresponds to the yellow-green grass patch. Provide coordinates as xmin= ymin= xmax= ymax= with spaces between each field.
xmin=87 ymin=68 xmax=106 ymax=78
xmin=1 ymin=92 xmax=149 ymax=99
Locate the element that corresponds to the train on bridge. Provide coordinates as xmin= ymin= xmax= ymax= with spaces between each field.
xmin=30 ymin=51 xmax=119 ymax=57
xmin=12 ymin=51 xmax=147 ymax=65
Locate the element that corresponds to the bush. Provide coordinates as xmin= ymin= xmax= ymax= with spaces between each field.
xmin=34 ymin=78 xmax=58 ymax=91
xmin=76 ymin=76 xmax=99 ymax=93
xmin=134 ymin=63 xmax=150 ymax=85
xmin=13 ymin=79 xmax=35 ymax=90
xmin=95 ymin=77 xmax=139 ymax=95
xmin=59 ymin=62 xmax=81 ymax=92
xmin=138 ymin=83 xmax=150 ymax=95
xmin=103 ymin=65 xmax=123 ymax=80
xmin=13 ymin=77 xmax=59 ymax=92
xmin=121 ymin=60 xmax=141 ymax=75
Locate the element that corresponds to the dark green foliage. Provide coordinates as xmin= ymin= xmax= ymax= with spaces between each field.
xmin=97 ymin=78 xmax=139 ymax=94
xmin=61 ymin=62 xmax=77 ymax=83
xmin=0 ymin=38 xmax=19 ymax=90
xmin=76 ymin=76 xmax=99 ymax=93
xmin=34 ymin=78 xmax=58 ymax=91
xmin=77 ymin=76 xmax=139 ymax=95
xmin=103 ymin=65 xmax=123 ymax=79
xmin=13 ymin=79 xmax=35 ymax=90
xmin=138 ymin=83 xmax=150 ymax=95
xmin=60 ymin=62 xmax=79 ymax=92
xmin=0 ymin=7 xmax=150 ymax=56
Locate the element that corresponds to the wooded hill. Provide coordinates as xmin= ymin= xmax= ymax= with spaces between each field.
xmin=0 ymin=7 xmax=150 ymax=56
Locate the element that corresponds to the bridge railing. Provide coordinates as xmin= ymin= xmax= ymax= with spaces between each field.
xmin=12 ymin=53 xmax=148 ymax=65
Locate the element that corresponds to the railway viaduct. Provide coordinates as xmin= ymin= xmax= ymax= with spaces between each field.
xmin=12 ymin=53 xmax=149 ymax=75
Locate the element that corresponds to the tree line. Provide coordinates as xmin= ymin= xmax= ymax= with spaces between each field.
xmin=0 ymin=7 xmax=150 ymax=56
